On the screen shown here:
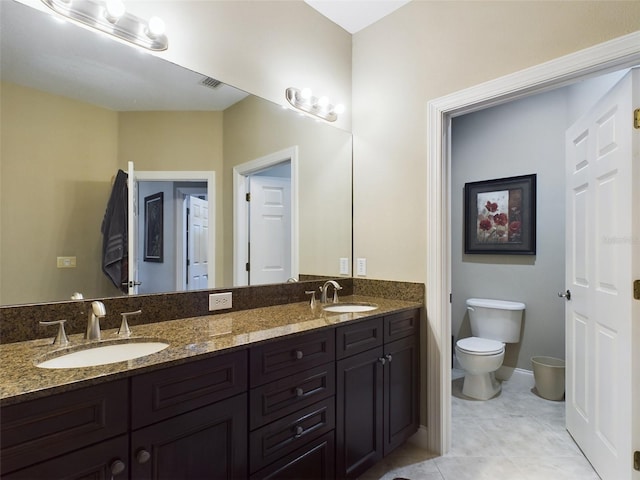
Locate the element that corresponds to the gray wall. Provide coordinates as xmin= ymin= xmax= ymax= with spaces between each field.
xmin=451 ymin=70 xmax=626 ymax=374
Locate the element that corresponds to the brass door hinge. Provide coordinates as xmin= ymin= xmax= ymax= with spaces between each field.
xmin=634 ymin=280 xmax=640 ymax=300
xmin=634 ymin=108 xmax=640 ymax=129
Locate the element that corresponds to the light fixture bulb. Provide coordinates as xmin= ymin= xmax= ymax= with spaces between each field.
xmin=333 ymin=104 xmax=345 ymax=115
xmin=104 ymin=0 xmax=125 ymax=22
xmin=317 ymin=96 xmax=330 ymax=109
xmin=300 ymin=88 xmax=312 ymax=100
xmin=146 ymin=16 xmax=166 ymax=38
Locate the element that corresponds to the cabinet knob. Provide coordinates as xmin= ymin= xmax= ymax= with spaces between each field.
xmin=295 ymin=387 xmax=304 ymax=397
xmin=385 ymin=354 xmax=393 ymax=363
xmin=378 ymin=357 xmax=386 ymax=365
xmin=110 ymin=459 xmax=126 ymax=476
xmin=294 ymin=425 xmax=304 ymax=438
xmin=136 ymin=449 xmax=151 ymax=464
xmin=294 ymin=350 xmax=304 ymax=360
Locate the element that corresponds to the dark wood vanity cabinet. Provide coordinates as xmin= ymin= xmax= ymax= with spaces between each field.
xmin=249 ymin=329 xmax=336 ymax=480
xmin=335 ymin=309 xmax=420 ymax=479
xmin=1 ymin=307 xmax=420 ymax=480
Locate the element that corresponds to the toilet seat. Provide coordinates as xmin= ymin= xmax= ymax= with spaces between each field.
xmin=456 ymin=337 xmax=504 ymax=356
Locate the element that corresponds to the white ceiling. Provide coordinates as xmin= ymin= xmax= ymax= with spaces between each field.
xmin=304 ymin=0 xmax=411 ymax=34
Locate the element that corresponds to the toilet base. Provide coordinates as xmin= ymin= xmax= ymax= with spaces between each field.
xmin=462 ymin=371 xmax=501 ymax=400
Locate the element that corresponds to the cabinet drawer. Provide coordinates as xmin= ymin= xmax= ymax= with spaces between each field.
xmin=132 ymin=349 xmax=247 ymax=429
xmin=3 ymin=434 xmax=129 ymax=480
xmin=249 ymin=397 xmax=335 ymax=473
xmin=250 ymin=431 xmax=335 ymax=480
xmin=336 ymin=317 xmax=383 ymax=359
xmin=384 ymin=309 xmax=419 ymax=342
xmin=250 ymin=329 xmax=334 ymax=387
xmin=0 ymin=379 xmax=128 ymax=476
xmin=250 ymin=363 xmax=335 ymax=430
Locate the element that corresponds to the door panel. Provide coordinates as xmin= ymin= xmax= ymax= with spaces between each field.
xmin=565 ymin=69 xmax=636 ymax=480
xmin=188 ymin=195 xmax=208 ymax=290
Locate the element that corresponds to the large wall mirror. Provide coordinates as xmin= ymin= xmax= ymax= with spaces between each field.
xmin=0 ymin=0 xmax=353 ymax=306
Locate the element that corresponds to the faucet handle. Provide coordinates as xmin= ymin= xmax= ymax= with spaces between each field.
xmin=305 ymin=291 xmax=317 ymax=309
xmin=116 ymin=310 xmax=142 ymax=337
xmin=40 ymin=320 xmax=70 ymax=347
xmin=332 ymin=284 xmax=343 ymax=303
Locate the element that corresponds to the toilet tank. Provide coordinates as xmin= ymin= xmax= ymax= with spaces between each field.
xmin=466 ymin=298 xmax=525 ymax=343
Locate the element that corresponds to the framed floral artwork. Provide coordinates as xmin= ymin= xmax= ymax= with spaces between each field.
xmin=144 ymin=192 xmax=164 ymax=262
xmin=464 ymin=174 xmax=536 ymax=255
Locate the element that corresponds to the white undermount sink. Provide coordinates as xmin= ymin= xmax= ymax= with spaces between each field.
xmin=36 ymin=340 xmax=169 ymax=369
xmin=322 ymin=302 xmax=379 ymax=313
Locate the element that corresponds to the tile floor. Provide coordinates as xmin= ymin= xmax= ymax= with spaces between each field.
xmin=358 ymin=369 xmax=600 ymax=480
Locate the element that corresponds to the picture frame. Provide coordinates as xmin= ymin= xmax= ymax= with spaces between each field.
xmin=144 ymin=192 xmax=163 ymax=262
xmin=464 ymin=174 xmax=536 ymax=255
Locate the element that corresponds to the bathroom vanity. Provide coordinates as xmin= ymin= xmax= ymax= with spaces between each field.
xmin=0 ymin=297 xmax=421 ymax=479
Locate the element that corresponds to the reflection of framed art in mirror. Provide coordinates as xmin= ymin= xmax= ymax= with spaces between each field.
xmin=144 ymin=192 xmax=164 ymax=263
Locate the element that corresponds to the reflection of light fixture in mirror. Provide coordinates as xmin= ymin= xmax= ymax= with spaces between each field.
xmin=41 ymin=0 xmax=168 ymax=51
xmin=285 ymin=87 xmax=344 ymax=122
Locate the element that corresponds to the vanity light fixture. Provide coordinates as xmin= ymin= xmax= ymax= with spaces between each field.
xmin=285 ymin=87 xmax=344 ymax=122
xmin=41 ymin=0 xmax=168 ymax=51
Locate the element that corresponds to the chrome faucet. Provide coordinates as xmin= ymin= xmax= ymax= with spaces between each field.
xmin=319 ymin=280 xmax=342 ymax=303
xmin=86 ymin=301 xmax=106 ymax=340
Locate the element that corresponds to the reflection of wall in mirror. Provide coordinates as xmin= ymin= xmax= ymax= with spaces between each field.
xmin=223 ymin=95 xmax=353 ymax=287
xmin=0 ymin=83 xmax=225 ymax=304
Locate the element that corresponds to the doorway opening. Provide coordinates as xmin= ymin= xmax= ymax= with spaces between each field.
xmin=233 ymin=146 xmax=299 ymax=286
xmin=425 ymin=32 xmax=640 ymax=456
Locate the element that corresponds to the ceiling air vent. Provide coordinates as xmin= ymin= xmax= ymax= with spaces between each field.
xmin=200 ymin=76 xmax=223 ymax=89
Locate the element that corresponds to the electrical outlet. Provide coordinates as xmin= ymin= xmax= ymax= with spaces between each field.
xmin=339 ymin=257 xmax=349 ymax=275
xmin=356 ymin=258 xmax=367 ymax=276
xmin=209 ymin=292 xmax=232 ymax=311
xmin=57 ymin=256 xmax=77 ymax=268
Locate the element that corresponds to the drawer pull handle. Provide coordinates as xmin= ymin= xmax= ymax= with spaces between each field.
xmin=136 ymin=449 xmax=151 ymax=464
xmin=378 ymin=357 xmax=386 ymax=365
xmin=295 ymin=387 xmax=304 ymax=397
xmin=110 ymin=459 xmax=126 ymax=477
xmin=294 ymin=350 xmax=304 ymax=360
xmin=294 ymin=425 xmax=304 ymax=438
xmin=385 ymin=354 xmax=393 ymax=363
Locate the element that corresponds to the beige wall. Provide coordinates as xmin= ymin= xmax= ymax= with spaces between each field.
xmin=0 ymin=82 xmax=121 ymax=304
xmin=352 ymin=1 xmax=640 ymax=283
xmin=222 ymin=95 xmax=352 ymax=286
xmin=118 ymin=111 xmax=225 ymax=286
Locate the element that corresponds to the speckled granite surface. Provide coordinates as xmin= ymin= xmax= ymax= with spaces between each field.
xmin=0 ymin=295 xmax=422 ymax=406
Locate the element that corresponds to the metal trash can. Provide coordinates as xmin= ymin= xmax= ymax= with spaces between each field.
xmin=531 ymin=356 xmax=565 ymax=401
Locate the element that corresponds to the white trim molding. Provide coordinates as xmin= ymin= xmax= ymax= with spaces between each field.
xmin=426 ymin=31 xmax=640 ymax=454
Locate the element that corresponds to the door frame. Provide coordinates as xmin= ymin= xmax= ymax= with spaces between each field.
xmin=426 ymin=31 xmax=640 ymax=454
xmin=232 ymin=146 xmax=299 ymax=286
xmin=136 ymin=170 xmax=216 ymax=290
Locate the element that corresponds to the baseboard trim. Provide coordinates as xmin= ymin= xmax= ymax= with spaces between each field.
xmin=408 ymin=425 xmax=430 ymax=449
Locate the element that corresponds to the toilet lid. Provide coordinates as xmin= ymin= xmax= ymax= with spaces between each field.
xmin=456 ymin=337 xmax=504 ymax=355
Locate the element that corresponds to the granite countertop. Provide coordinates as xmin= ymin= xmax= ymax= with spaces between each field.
xmin=0 ymin=295 xmax=421 ymax=406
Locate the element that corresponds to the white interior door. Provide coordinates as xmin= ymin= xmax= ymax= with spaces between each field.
xmin=248 ymin=175 xmax=292 ymax=285
xmin=127 ymin=161 xmax=139 ymax=295
xmin=187 ymin=195 xmax=209 ymax=290
xmin=565 ymin=69 xmax=637 ymax=480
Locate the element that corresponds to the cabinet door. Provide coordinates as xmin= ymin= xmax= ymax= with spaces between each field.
xmin=3 ymin=435 xmax=129 ymax=480
xmin=131 ymin=393 xmax=247 ymax=480
xmin=384 ymin=335 xmax=419 ymax=455
xmin=250 ymin=431 xmax=335 ymax=480
xmin=336 ymin=346 xmax=384 ymax=479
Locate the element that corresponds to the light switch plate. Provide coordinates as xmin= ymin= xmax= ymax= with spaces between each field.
xmin=339 ymin=257 xmax=349 ymax=275
xmin=356 ymin=258 xmax=367 ymax=276
xmin=209 ymin=292 xmax=232 ymax=311
xmin=57 ymin=256 xmax=76 ymax=268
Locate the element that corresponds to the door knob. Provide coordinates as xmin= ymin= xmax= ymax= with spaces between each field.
xmin=558 ymin=290 xmax=571 ymax=301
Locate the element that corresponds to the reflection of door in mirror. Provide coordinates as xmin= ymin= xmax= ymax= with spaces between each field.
xmin=233 ymin=148 xmax=299 ymax=287
xmin=133 ymin=169 xmax=215 ymax=295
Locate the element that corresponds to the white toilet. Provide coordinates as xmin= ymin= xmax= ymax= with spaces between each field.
xmin=455 ymin=298 xmax=525 ymax=400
